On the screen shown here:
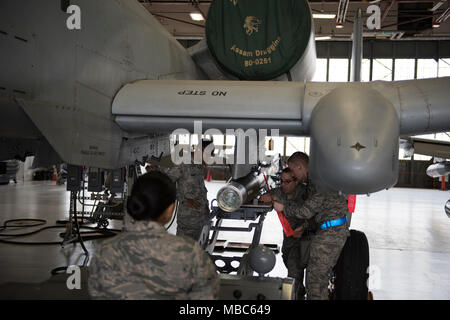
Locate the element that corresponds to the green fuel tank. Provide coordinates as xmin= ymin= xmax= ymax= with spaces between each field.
xmin=203 ymin=0 xmax=316 ymax=81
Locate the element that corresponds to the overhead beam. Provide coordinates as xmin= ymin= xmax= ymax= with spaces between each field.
xmin=151 ymin=13 xmax=205 ymax=28
xmin=336 ymin=0 xmax=350 ymax=24
xmin=381 ymin=0 xmax=397 ymax=24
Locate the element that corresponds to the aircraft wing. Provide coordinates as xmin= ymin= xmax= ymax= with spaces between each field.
xmin=112 ymin=77 xmax=450 ymax=137
xmin=112 ymin=77 xmax=450 ymax=194
xmin=401 ymin=137 xmax=450 ymax=159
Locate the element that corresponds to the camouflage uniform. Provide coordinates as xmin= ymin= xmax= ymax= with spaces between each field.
xmin=272 ymin=181 xmax=317 ymax=299
xmin=88 ymin=218 xmax=220 ymax=300
xmin=161 ymin=164 xmax=210 ymax=241
xmin=279 ymin=186 xmax=350 ymax=300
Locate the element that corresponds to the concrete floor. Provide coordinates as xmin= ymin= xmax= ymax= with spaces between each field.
xmin=0 ymin=180 xmax=449 ymax=299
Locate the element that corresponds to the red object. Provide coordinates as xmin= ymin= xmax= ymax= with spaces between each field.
xmin=277 ymin=212 xmax=294 ymax=237
xmin=262 ymin=172 xmax=294 ymax=237
xmin=52 ymin=168 xmax=57 ymax=181
xmin=205 ymin=169 xmax=213 ymax=182
xmin=442 ymin=177 xmax=446 ymax=191
xmin=347 ymin=194 xmax=357 ymax=213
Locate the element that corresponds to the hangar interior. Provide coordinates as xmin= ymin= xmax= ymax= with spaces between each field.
xmin=0 ymin=0 xmax=450 ymax=300
xmin=144 ymin=0 xmax=450 ymax=187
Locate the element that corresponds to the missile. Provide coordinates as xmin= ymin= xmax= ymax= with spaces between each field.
xmin=217 ymin=170 xmax=266 ymax=212
xmin=426 ymin=162 xmax=450 ymax=178
xmin=426 ymin=162 xmax=450 ymax=219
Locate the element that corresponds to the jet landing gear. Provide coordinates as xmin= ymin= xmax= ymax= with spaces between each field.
xmin=329 ymin=229 xmax=372 ymax=300
xmin=445 ymin=200 xmax=450 ymax=218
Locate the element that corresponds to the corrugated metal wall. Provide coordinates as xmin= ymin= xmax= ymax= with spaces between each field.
xmin=396 ymin=160 xmax=448 ymax=189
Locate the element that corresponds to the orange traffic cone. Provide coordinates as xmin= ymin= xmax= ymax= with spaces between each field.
xmin=52 ymin=168 xmax=57 ymax=181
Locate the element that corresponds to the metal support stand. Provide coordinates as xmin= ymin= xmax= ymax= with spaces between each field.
xmin=202 ymin=203 xmax=295 ymax=300
xmin=122 ymin=164 xmax=139 ymax=231
xmin=62 ymin=191 xmax=89 ymax=257
xmin=61 ymin=191 xmax=78 ymax=247
xmin=61 ymin=165 xmax=127 ymax=255
xmin=199 ymin=203 xmax=272 ymax=274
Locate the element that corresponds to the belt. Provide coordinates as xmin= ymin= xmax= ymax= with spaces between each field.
xmin=320 ymin=217 xmax=347 ymax=230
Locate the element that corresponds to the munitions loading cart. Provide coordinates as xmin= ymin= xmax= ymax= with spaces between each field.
xmin=198 ymin=202 xmax=295 ymax=300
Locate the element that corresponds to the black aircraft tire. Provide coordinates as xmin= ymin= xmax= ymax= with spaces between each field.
xmin=333 ymin=229 xmax=369 ymax=300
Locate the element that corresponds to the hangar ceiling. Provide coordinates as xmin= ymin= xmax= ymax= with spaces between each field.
xmin=138 ymin=0 xmax=450 ymax=40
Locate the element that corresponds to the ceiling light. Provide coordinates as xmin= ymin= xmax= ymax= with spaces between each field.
xmin=336 ymin=23 xmax=344 ymax=29
xmin=433 ymin=22 xmax=441 ymax=28
xmin=315 ymin=36 xmax=332 ymax=40
xmin=313 ymin=13 xmax=337 ymax=19
xmin=190 ymin=13 xmax=204 ymax=21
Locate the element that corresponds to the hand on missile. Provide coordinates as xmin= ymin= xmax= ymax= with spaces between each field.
xmin=292 ymin=225 xmax=304 ymax=238
xmin=273 ymin=201 xmax=284 ymax=212
xmin=259 ymin=193 xmax=274 ymax=203
xmin=184 ymin=198 xmax=201 ymax=209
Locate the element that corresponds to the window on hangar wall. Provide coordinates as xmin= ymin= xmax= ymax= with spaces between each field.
xmin=286 ymin=137 xmax=310 ymax=156
xmin=438 ymin=58 xmax=450 ymax=77
xmin=394 ymin=59 xmax=415 ymax=80
xmin=328 ymin=58 xmax=349 ymax=82
xmin=361 ymin=59 xmax=371 ymax=82
xmin=417 ymin=59 xmax=438 ymax=79
xmin=311 ymin=58 xmax=327 ymax=81
xmin=372 ymin=59 xmax=393 ymax=81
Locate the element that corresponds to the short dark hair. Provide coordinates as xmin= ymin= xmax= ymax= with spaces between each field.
xmin=281 ymin=167 xmax=292 ymax=174
xmin=288 ymin=152 xmax=309 ymax=167
xmin=126 ymin=172 xmax=176 ymax=221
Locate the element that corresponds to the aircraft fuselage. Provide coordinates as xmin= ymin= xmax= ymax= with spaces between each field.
xmin=0 ymin=0 xmax=200 ymax=168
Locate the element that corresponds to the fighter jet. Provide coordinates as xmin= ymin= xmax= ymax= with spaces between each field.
xmin=1 ymin=0 xmax=450 ymax=196
xmin=2 ymin=0 xmax=450 ymax=302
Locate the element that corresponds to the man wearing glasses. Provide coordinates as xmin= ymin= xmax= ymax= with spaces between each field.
xmin=259 ymin=167 xmax=317 ymax=300
xmin=273 ymin=152 xmax=350 ymax=300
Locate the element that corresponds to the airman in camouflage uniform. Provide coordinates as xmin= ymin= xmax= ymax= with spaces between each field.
xmin=159 ymin=140 xmax=214 ymax=241
xmin=273 ymin=152 xmax=349 ymax=300
xmin=260 ymin=169 xmax=317 ymax=299
xmin=88 ymin=218 xmax=220 ymax=299
xmin=277 ymin=190 xmax=350 ymax=300
xmin=162 ymin=163 xmax=210 ymax=241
